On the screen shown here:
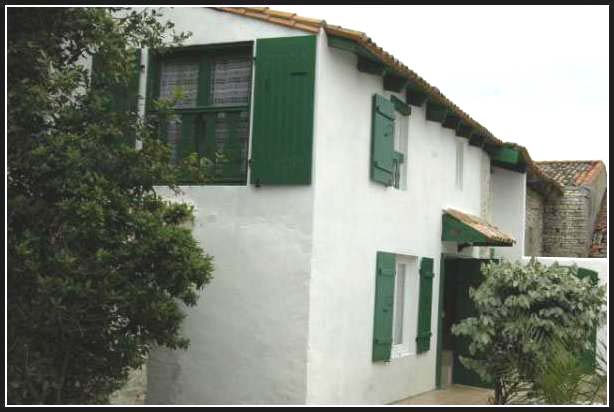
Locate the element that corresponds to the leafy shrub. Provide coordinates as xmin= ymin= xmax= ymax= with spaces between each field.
xmin=8 ymin=8 xmax=213 ymax=404
xmin=452 ymin=259 xmax=606 ymax=404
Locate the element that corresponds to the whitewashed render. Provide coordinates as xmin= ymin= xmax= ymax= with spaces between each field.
xmin=106 ymin=7 xmax=589 ymax=405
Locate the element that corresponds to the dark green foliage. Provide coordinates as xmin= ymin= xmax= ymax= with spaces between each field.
xmin=451 ymin=259 xmax=606 ymax=404
xmin=8 ymin=7 xmax=213 ymax=404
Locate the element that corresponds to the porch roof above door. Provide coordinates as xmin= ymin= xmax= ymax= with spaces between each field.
xmin=441 ymin=208 xmax=515 ymax=247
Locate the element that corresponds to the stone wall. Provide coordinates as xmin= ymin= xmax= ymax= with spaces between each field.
xmin=524 ymin=188 xmax=544 ymax=257
xmin=543 ymin=187 xmax=592 ymax=257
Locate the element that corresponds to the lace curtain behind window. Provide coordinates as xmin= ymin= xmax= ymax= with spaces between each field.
xmin=160 ymin=61 xmax=199 ymax=108
xmin=210 ymin=56 xmax=251 ymax=106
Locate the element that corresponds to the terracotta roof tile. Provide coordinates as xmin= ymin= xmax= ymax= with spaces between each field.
xmin=445 ymin=208 xmax=516 ymax=245
xmin=212 ymin=7 xmax=566 ymax=193
xmin=536 ymin=160 xmax=605 ymax=187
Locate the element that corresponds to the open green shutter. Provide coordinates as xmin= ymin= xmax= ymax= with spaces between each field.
xmin=91 ymin=49 xmax=141 ymax=147
xmin=371 ymin=94 xmax=395 ymax=186
xmin=576 ymin=267 xmax=599 ymax=371
xmin=146 ymin=50 xmax=160 ymax=112
xmin=250 ymin=35 xmax=316 ymax=185
xmin=373 ymin=251 xmax=396 ymax=362
xmin=95 ymin=49 xmax=141 ymax=113
xmin=416 ymin=257 xmax=434 ymax=353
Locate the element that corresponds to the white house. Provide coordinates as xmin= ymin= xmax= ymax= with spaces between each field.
xmin=97 ymin=7 xmax=607 ymax=405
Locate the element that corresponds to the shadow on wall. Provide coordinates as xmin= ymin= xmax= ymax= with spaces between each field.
xmin=109 ymin=365 xmax=147 ymax=405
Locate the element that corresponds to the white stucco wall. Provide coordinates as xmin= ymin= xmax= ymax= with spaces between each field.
xmin=143 ymin=8 xmax=315 ymax=405
xmin=491 ymin=166 xmax=527 ymax=261
xmin=128 ymin=7 xmax=530 ymax=405
xmin=305 ymin=32 xmax=491 ymax=405
xmin=520 ymin=257 xmax=608 ymax=367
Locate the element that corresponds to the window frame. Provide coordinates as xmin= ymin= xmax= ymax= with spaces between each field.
xmin=146 ymin=42 xmax=254 ymax=185
xmin=455 ymin=138 xmax=465 ymax=190
xmin=390 ymin=255 xmax=420 ymax=359
xmin=390 ymin=94 xmax=409 ymax=190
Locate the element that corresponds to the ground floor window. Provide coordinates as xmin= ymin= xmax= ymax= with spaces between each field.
xmin=391 ymin=255 xmax=420 ymax=358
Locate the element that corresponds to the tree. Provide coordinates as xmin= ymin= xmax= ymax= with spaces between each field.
xmin=8 ymin=7 xmax=213 ymax=404
xmin=451 ymin=259 xmax=606 ymax=405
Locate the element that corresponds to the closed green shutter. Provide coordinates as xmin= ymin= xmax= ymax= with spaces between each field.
xmin=576 ymin=267 xmax=599 ymax=371
xmin=371 ymin=94 xmax=396 ymax=186
xmin=250 ymin=35 xmax=316 ymax=185
xmin=373 ymin=251 xmax=396 ymax=362
xmin=416 ymin=257 xmax=435 ymax=353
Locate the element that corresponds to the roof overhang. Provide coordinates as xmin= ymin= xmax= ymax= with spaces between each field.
xmin=212 ymin=7 xmax=565 ymax=195
xmin=442 ymin=208 xmax=515 ymax=247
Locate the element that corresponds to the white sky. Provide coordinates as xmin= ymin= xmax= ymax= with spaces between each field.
xmin=279 ymin=5 xmax=609 ymax=168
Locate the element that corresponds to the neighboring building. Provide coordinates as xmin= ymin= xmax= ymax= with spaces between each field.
xmin=589 ymin=189 xmax=607 ymax=257
xmin=94 ymin=7 xmax=606 ymax=405
xmin=525 ymin=160 xmax=607 ymax=258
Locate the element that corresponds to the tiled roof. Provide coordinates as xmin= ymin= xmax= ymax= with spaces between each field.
xmin=589 ymin=190 xmax=607 ymax=258
xmin=444 ymin=208 xmax=516 ymax=245
xmin=536 ymin=160 xmax=606 ymax=187
xmin=212 ymin=7 xmax=563 ymax=193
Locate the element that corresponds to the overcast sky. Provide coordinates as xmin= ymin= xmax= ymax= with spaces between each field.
xmin=279 ymin=5 xmax=609 ymax=167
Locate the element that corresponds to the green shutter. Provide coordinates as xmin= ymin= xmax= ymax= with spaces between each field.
xmin=576 ymin=267 xmax=599 ymax=371
xmin=93 ymin=49 xmax=141 ymax=113
xmin=371 ymin=94 xmax=396 ymax=186
xmin=416 ymin=257 xmax=435 ymax=353
xmin=250 ymin=35 xmax=316 ymax=185
xmin=124 ymin=48 xmax=142 ymax=114
xmin=146 ymin=50 xmax=160 ymax=112
xmin=91 ymin=49 xmax=141 ymax=147
xmin=373 ymin=251 xmax=396 ymax=362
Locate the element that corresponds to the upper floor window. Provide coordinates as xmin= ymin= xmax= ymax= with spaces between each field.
xmin=370 ymin=94 xmax=411 ymax=190
xmin=393 ymin=109 xmax=408 ymax=190
xmin=455 ymin=139 xmax=464 ymax=190
xmin=148 ymin=43 xmax=253 ymax=184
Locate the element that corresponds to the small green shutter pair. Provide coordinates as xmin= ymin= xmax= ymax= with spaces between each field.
xmin=373 ymin=252 xmax=434 ymax=362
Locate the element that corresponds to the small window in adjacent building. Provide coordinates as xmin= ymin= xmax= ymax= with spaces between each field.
xmin=456 ymin=139 xmax=464 ymax=190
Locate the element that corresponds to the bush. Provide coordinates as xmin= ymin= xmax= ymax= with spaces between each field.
xmin=451 ymin=259 xmax=606 ymax=404
xmin=8 ymin=8 xmax=213 ymax=404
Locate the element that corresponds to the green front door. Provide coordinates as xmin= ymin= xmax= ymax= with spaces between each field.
xmin=448 ymin=258 xmax=495 ymax=389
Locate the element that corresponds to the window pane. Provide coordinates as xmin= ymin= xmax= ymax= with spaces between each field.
xmin=210 ymin=55 xmax=251 ymax=106
xmin=160 ymin=60 xmax=199 ymax=108
xmin=213 ymin=110 xmax=250 ymax=178
xmin=393 ymin=264 xmax=407 ymax=345
xmin=166 ymin=119 xmax=181 ymax=163
xmin=456 ymin=139 xmax=464 ymax=189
